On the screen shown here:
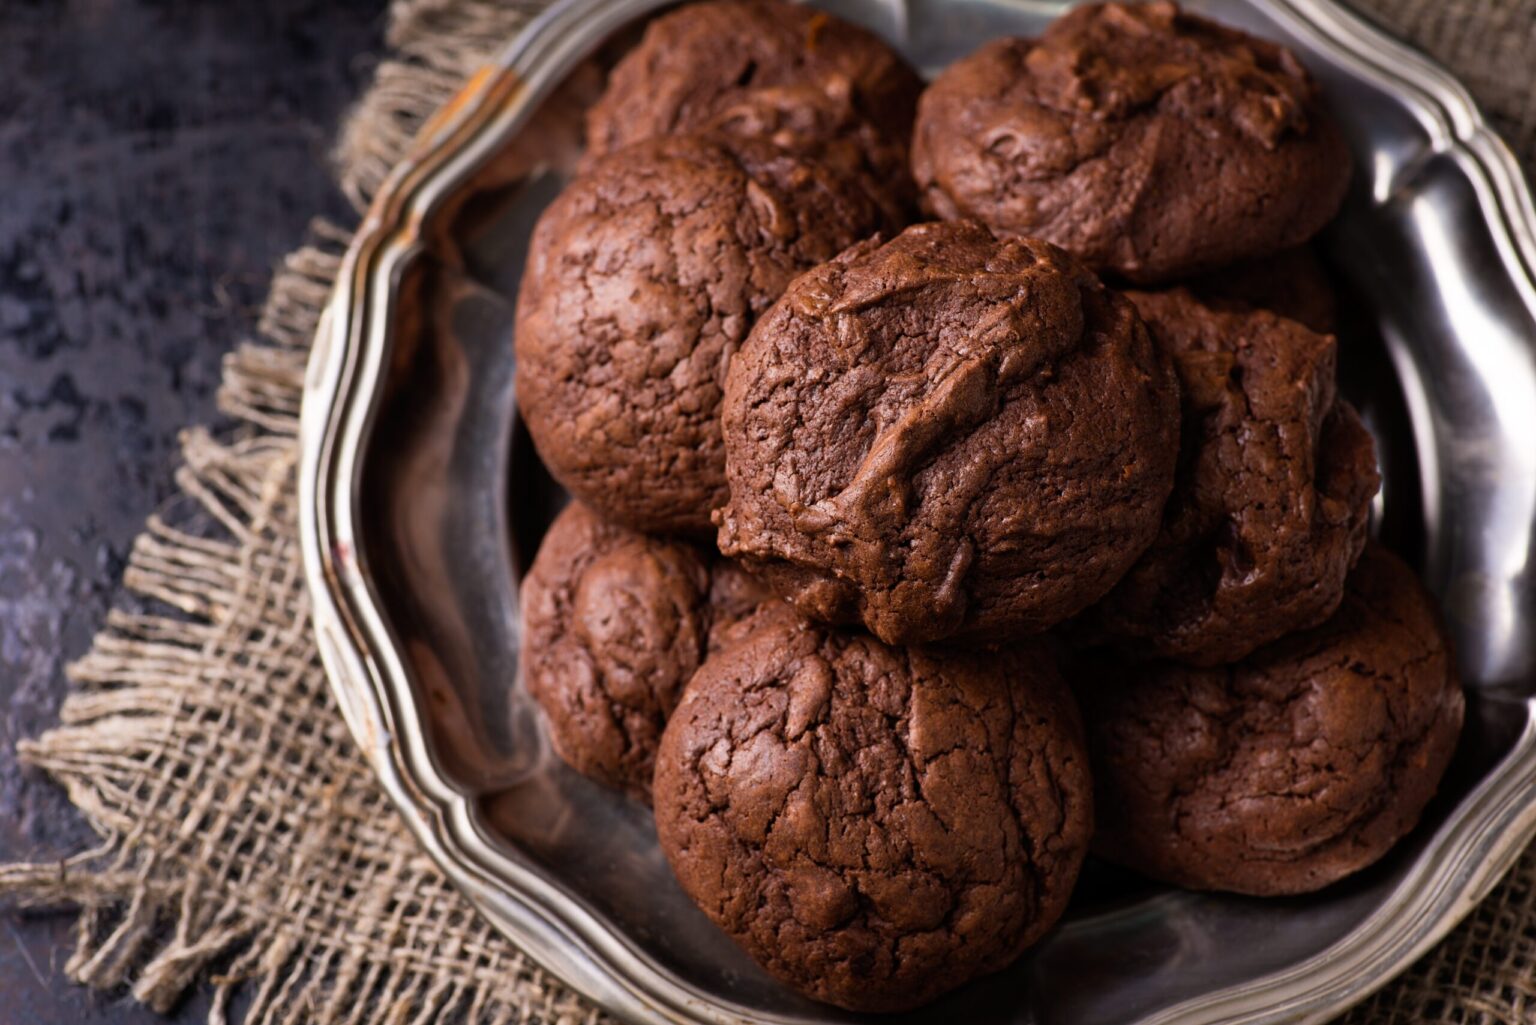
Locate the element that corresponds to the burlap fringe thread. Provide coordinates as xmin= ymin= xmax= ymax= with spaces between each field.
xmin=2 ymin=0 xmax=1536 ymax=1022
xmin=0 ymin=2 xmax=607 ymax=1023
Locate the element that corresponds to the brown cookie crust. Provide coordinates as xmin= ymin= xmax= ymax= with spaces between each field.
xmin=910 ymin=2 xmax=1351 ymax=283
xmin=705 ymin=557 xmax=789 ymax=652
xmin=1078 ymin=544 xmax=1464 ymax=896
xmin=716 ymin=220 xmax=1181 ymax=645
xmin=1078 ymin=288 xmax=1378 ymax=665
xmin=653 ymin=618 xmax=1093 ymax=1011
xmin=520 ymin=503 xmax=774 ymax=802
xmin=515 ymin=133 xmax=893 ymax=535
xmin=703 ymin=84 xmax=917 ymax=227
xmin=585 ymin=0 xmax=922 ymax=186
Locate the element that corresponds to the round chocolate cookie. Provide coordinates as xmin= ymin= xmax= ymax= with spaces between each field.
xmin=1187 ymin=245 xmax=1338 ymax=335
xmin=1077 ymin=288 xmax=1378 ymax=665
xmin=1078 ymin=543 xmax=1464 ymax=896
xmin=520 ymin=503 xmax=774 ymax=802
xmin=716 ymin=220 xmax=1181 ymax=646
xmin=515 ymin=133 xmax=893 ymax=535
xmin=653 ymin=617 xmax=1093 ymax=1011
xmin=585 ymin=0 xmax=922 ymax=193
xmin=910 ymin=2 xmax=1351 ymax=283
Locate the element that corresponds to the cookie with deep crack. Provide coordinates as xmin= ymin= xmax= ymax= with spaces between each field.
xmin=585 ymin=0 xmax=922 ymax=215
xmin=520 ymin=503 xmax=776 ymax=802
xmin=1077 ymin=544 xmax=1464 ymax=896
xmin=1075 ymin=288 xmax=1378 ymax=665
xmin=653 ymin=616 xmax=1093 ymax=1010
xmin=716 ymin=220 xmax=1181 ymax=645
xmin=910 ymin=2 xmax=1351 ymax=283
xmin=515 ymin=133 xmax=894 ymax=535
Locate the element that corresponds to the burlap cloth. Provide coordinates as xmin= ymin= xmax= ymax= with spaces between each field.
xmin=1 ymin=1 xmax=1533 ymax=1023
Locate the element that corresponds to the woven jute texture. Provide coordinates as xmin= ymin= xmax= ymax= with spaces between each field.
xmin=1 ymin=1 xmax=1534 ymax=1023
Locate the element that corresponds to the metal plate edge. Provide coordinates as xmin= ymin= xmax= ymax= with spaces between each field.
xmin=296 ymin=1 xmax=1536 ymax=1022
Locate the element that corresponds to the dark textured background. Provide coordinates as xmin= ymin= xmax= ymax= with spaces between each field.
xmin=0 ymin=2 xmax=382 ymax=1021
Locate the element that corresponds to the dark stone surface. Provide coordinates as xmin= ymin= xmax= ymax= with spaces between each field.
xmin=0 ymin=1 xmax=383 ymax=1021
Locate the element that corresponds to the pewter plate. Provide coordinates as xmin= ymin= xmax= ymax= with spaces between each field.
xmin=298 ymin=1 xmax=1536 ymax=1022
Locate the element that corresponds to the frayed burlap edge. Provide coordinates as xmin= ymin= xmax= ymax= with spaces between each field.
xmin=0 ymin=1 xmax=610 ymax=1023
xmin=1 ymin=0 xmax=1535 ymax=1023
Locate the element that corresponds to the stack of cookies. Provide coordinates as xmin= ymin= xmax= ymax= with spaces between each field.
xmin=512 ymin=0 xmax=1465 ymax=1011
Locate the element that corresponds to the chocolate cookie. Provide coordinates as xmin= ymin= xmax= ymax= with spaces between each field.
xmin=520 ymin=503 xmax=774 ymax=802
xmin=515 ymin=133 xmax=893 ymax=535
xmin=1078 ymin=544 xmax=1464 ymax=896
xmin=653 ymin=617 xmax=1093 ymax=1010
xmin=1077 ymin=288 xmax=1378 ymax=665
xmin=910 ymin=2 xmax=1351 ymax=283
xmin=716 ymin=220 xmax=1181 ymax=645
xmin=585 ymin=0 xmax=922 ymax=201
xmin=1187 ymin=245 xmax=1338 ymax=335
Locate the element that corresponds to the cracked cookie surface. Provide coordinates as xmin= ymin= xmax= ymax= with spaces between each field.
xmin=584 ymin=0 xmax=921 ymax=215
xmin=701 ymin=83 xmax=917 ymax=228
xmin=653 ymin=616 xmax=1092 ymax=1011
xmin=520 ymin=503 xmax=777 ymax=802
xmin=910 ymin=2 xmax=1351 ymax=283
xmin=515 ymin=133 xmax=893 ymax=535
xmin=1076 ymin=288 xmax=1378 ymax=665
xmin=1076 ymin=543 xmax=1464 ymax=896
xmin=716 ymin=220 xmax=1180 ymax=645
